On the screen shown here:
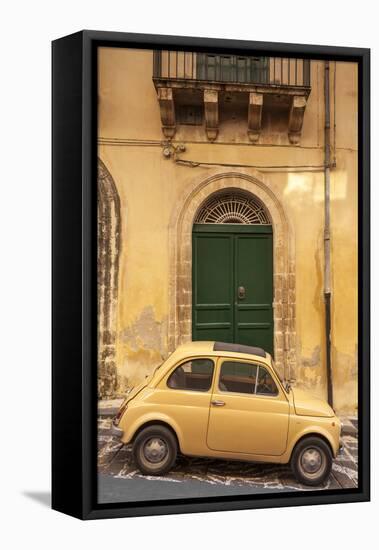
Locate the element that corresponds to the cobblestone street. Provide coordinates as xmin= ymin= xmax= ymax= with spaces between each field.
xmin=97 ymin=414 xmax=358 ymax=503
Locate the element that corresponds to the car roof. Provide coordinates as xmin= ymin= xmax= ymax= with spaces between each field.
xmin=170 ymin=341 xmax=269 ymax=363
xmin=150 ymin=341 xmax=273 ymax=387
xmin=213 ymin=341 xmax=266 ymax=357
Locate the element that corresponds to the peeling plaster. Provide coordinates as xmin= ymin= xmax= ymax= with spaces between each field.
xmin=302 ymin=345 xmax=321 ymax=368
xmin=97 ymin=159 xmax=121 ymax=398
xmin=296 ymin=345 xmax=324 ymax=395
xmin=295 ymin=344 xmax=357 ymax=415
xmin=118 ymin=306 xmax=168 ymax=389
xmin=121 ymin=306 xmax=166 ymax=351
xmin=332 ymin=345 xmax=358 ymax=414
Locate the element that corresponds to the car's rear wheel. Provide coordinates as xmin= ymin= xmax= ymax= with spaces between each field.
xmin=133 ymin=425 xmax=178 ymax=475
xmin=291 ymin=436 xmax=333 ymax=486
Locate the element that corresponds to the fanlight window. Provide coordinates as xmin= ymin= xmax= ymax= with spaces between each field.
xmin=195 ymin=190 xmax=270 ymax=225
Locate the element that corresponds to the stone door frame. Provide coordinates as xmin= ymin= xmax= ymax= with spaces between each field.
xmin=168 ymin=170 xmax=296 ymax=379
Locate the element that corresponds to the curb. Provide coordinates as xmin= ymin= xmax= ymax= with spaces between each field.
xmin=341 ymin=417 xmax=358 ymax=437
xmin=98 ymin=398 xmax=123 ymax=417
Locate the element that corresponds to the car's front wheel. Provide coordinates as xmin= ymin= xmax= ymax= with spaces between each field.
xmin=133 ymin=425 xmax=178 ymax=475
xmin=291 ymin=436 xmax=333 ymax=486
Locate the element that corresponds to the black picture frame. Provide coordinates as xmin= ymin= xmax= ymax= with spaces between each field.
xmin=52 ymin=30 xmax=370 ymax=520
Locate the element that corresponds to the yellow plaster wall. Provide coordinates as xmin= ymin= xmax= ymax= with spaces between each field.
xmin=98 ymin=48 xmax=358 ymax=414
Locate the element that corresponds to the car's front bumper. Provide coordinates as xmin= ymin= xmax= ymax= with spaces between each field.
xmin=111 ymin=422 xmax=123 ymax=439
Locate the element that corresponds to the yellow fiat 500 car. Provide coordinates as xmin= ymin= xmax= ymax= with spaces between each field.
xmin=112 ymin=341 xmax=342 ymax=486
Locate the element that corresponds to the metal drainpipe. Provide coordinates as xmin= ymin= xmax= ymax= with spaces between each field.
xmin=324 ymin=61 xmax=333 ymax=407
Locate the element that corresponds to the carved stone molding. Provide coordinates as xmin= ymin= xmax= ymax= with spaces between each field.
xmin=288 ymin=95 xmax=308 ymax=144
xmin=248 ymin=92 xmax=263 ymax=142
xmin=155 ymin=81 xmax=309 ymax=144
xmin=204 ymin=89 xmax=219 ymax=141
xmin=157 ymin=87 xmax=176 ymax=138
xmin=97 ymin=159 xmax=122 ymax=397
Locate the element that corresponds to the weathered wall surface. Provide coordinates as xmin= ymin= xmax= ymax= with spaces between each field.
xmin=98 ymin=47 xmax=358 ymax=415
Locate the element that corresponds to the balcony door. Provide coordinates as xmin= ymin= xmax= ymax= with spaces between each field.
xmin=196 ymin=54 xmax=269 ymax=84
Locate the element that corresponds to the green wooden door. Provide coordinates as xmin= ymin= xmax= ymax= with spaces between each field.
xmin=192 ymin=224 xmax=274 ymax=355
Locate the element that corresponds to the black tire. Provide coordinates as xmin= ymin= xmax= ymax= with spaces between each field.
xmin=291 ymin=436 xmax=333 ymax=486
xmin=133 ymin=425 xmax=178 ymax=475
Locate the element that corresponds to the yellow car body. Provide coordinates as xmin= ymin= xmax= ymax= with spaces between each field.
xmin=113 ymin=341 xmax=341 ymax=469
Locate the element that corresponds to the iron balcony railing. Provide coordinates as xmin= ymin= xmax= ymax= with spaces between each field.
xmin=153 ymin=51 xmax=311 ymax=88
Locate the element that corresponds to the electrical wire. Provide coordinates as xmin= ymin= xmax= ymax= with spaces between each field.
xmin=98 ymin=138 xmax=331 ymax=172
xmin=174 ymin=158 xmax=327 ymax=171
xmin=98 ymin=136 xmax=326 ymax=151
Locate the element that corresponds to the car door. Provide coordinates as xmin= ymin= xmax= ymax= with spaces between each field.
xmin=206 ymin=358 xmax=289 ymax=456
xmin=155 ymin=357 xmax=216 ymax=455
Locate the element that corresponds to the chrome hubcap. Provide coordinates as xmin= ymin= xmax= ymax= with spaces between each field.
xmin=143 ymin=437 xmax=168 ymax=464
xmin=300 ymin=448 xmax=323 ymax=474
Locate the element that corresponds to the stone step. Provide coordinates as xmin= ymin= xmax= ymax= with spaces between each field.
xmin=98 ymin=398 xmax=123 ymax=417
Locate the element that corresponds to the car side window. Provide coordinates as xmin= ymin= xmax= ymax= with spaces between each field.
xmin=256 ymin=366 xmax=278 ymax=396
xmin=167 ymin=358 xmax=214 ymax=392
xmin=219 ymin=361 xmax=258 ymax=394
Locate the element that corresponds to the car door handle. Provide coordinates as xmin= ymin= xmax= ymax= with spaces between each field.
xmin=211 ymin=400 xmax=225 ymax=407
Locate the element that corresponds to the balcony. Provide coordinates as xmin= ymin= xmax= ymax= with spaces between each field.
xmin=153 ymin=51 xmax=311 ymax=143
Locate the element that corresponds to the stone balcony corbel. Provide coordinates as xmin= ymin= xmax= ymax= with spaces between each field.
xmin=288 ymin=95 xmax=308 ymax=144
xmin=204 ymin=89 xmax=219 ymax=141
xmin=157 ymin=87 xmax=176 ymax=138
xmin=247 ymin=92 xmax=263 ymax=143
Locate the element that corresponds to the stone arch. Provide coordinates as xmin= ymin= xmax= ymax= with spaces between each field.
xmin=97 ymin=158 xmax=122 ymax=397
xmin=168 ymin=170 xmax=296 ymax=379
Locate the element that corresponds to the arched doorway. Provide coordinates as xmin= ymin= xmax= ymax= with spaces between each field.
xmin=168 ymin=170 xmax=295 ymax=379
xmin=97 ymin=159 xmax=121 ymax=397
xmin=192 ymin=189 xmax=274 ymax=354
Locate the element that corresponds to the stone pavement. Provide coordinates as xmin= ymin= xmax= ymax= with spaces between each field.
xmin=97 ymin=412 xmax=358 ymax=501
